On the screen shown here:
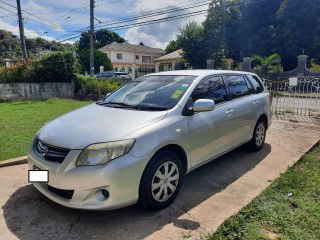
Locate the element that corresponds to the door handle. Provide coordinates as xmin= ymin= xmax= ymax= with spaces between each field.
xmin=225 ymin=109 xmax=234 ymax=116
xmin=253 ymin=100 xmax=259 ymax=105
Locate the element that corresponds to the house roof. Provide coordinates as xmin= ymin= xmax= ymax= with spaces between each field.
xmin=99 ymin=42 xmax=165 ymax=55
xmin=155 ymin=49 xmax=183 ymax=61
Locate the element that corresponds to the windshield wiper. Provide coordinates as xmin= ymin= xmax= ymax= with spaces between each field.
xmin=136 ymin=105 xmax=168 ymax=111
xmin=98 ymin=102 xmax=168 ymax=111
xmin=97 ymin=101 xmax=139 ymax=109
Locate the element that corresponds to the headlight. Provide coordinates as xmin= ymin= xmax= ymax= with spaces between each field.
xmin=76 ymin=139 xmax=135 ymax=166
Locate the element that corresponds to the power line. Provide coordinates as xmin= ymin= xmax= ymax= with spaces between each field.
xmin=97 ymin=1 xmax=210 ymax=28
xmin=56 ymin=9 xmax=207 ymax=43
xmin=55 ymin=0 xmax=268 ymax=43
xmin=0 ymin=0 xmax=76 ymax=32
xmin=54 ymin=0 xmax=210 ymax=41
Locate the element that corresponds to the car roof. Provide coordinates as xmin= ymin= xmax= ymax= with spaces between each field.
xmin=148 ymin=70 xmax=256 ymax=77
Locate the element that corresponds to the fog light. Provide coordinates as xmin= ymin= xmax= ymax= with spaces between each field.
xmin=101 ymin=189 xmax=109 ymax=199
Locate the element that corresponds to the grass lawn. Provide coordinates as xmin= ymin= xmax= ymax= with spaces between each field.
xmin=208 ymin=145 xmax=320 ymax=240
xmin=0 ymin=99 xmax=92 ymax=161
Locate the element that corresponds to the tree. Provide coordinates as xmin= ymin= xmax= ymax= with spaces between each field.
xmin=0 ymin=30 xmax=21 ymax=61
xmin=139 ymin=42 xmax=145 ymax=45
xmin=25 ymin=37 xmax=67 ymax=59
xmin=177 ymin=0 xmax=242 ymax=69
xmin=165 ymin=40 xmax=180 ymax=54
xmin=79 ymin=49 xmax=112 ymax=73
xmin=239 ymin=0 xmax=282 ymax=58
xmin=202 ymin=0 xmax=244 ymax=67
xmin=251 ymin=54 xmax=283 ymax=78
xmin=271 ymin=0 xmax=320 ymax=70
xmin=76 ymin=29 xmax=125 ymax=52
xmin=177 ymin=21 xmax=207 ymax=69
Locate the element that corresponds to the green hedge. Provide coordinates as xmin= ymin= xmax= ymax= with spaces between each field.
xmin=31 ymin=52 xmax=75 ymax=82
xmin=0 ymin=52 xmax=75 ymax=83
xmin=74 ymin=74 xmax=125 ymax=100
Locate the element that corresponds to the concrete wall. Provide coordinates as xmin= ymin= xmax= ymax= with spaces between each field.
xmin=0 ymin=82 xmax=74 ymax=100
xmin=242 ymin=55 xmax=320 ymax=78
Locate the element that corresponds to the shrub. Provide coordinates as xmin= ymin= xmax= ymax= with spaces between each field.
xmin=74 ymin=74 xmax=123 ymax=100
xmin=31 ymin=52 xmax=75 ymax=82
xmin=0 ymin=52 xmax=76 ymax=83
xmin=0 ymin=59 xmax=33 ymax=83
xmin=79 ymin=49 xmax=113 ymax=74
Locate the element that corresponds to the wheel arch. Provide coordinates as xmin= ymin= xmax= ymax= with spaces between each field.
xmin=138 ymin=144 xmax=188 ymax=209
xmin=139 ymin=143 xmax=188 ymax=192
xmin=258 ymin=114 xmax=268 ymax=129
xmin=154 ymin=144 xmax=188 ymax=174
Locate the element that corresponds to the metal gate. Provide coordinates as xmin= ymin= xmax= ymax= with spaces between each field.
xmin=264 ymin=77 xmax=320 ymax=123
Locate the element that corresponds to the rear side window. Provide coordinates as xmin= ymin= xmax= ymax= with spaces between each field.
xmin=192 ymin=76 xmax=228 ymax=104
xmin=226 ymin=75 xmax=250 ymax=99
xmin=246 ymin=75 xmax=264 ymax=93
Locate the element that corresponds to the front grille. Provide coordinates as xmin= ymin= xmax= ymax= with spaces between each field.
xmin=47 ymin=185 xmax=74 ymax=199
xmin=34 ymin=137 xmax=70 ymax=163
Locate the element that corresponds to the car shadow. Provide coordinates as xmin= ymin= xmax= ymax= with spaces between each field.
xmin=2 ymin=144 xmax=271 ymax=240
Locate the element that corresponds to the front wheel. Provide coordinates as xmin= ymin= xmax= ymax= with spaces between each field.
xmin=139 ymin=150 xmax=183 ymax=210
xmin=248 ymin=119 xmax=266 ymax=151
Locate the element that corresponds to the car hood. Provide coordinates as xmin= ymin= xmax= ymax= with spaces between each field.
xmin=38 ymin=103 xmax=167 ymax=149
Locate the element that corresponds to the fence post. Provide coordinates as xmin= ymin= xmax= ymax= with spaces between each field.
xmin=206 ymin=59 xmax=214 ymax=69
xmin=242 ymin=57 xmax=252 ymax=72
xmin=297 ymin=55 xmax=308 ymax=76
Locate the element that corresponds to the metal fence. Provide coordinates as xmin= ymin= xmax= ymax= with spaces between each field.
xmin=264 ymin=77 xmax=320 ymax=123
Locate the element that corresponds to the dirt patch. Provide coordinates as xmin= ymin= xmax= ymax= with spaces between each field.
xmin=264 ymin=229 xmax=282 ymax=240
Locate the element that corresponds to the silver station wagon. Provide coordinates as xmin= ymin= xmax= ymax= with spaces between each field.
xmin=28 ymin=70 xmax=272 ymax=210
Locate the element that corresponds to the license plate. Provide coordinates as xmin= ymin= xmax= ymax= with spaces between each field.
xmin=32 ymin=165 xmax=48 ymax=188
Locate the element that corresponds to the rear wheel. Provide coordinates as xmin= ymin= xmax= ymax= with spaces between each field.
xmin=139 ymin=150 xmax=183 ymax=210
xmin=248 ymin=119 xmax=266 ymax=151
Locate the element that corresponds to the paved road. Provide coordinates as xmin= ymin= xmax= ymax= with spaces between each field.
xmin=0 ymin=120 xmax=319 ymax=240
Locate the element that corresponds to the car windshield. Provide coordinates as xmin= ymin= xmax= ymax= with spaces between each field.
xmin=101 ymin=75 xmax=196 ymax=110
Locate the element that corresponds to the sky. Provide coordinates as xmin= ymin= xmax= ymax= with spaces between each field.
xmin=0 ymin=0 xmax=210 ymax=49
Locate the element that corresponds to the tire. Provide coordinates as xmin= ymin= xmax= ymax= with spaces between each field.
xmin=139 ymin=150 xmax=184 ymax=210
xmin=248 ymin=119 xmax=267 ymax=151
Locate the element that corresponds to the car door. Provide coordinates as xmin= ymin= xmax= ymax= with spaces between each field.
xmin=188 ymin=75 xmax=235 ymax=168
xmin=224 ymin=75 xmax=257 ymax=146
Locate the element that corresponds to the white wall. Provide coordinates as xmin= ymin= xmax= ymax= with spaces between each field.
xmin=107 ymin=50 xmax=162 ymax=65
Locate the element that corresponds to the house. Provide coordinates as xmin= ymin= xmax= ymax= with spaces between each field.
xmin=99 ymin=42 xmax=165 ymax=77
xmin=154 ymin=49 xmax=186 ymax=72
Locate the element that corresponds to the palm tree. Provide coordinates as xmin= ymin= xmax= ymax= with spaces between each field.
xmin=252 ymin=54 xmax=283 ymax=79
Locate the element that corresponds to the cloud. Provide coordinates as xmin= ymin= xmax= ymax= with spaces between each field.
xmin=0 ymin=19 xmax=55 ymax=41
xmin=124 ymin=0 xmax=208 ymax=49
xmin=0 ymin=0 xmax=209 ymax=47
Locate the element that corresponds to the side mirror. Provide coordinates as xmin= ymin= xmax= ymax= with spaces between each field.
xmin=193 ymin=99 xmax=215 ymax=112
xmin=104 ymin=93 xmax=111 ymax=99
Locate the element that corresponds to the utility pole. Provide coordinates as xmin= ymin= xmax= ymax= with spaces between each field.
xmin=90 ymin=0 xmax=94 ymax=76
xmin=16 ymin=0 xmax=28 ymax=59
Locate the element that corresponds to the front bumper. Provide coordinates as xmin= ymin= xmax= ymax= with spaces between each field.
xmin=28 ymin=147 xmax=150 ymax=210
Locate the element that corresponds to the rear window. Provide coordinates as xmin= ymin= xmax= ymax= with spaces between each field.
xmin=226 ymin=75 xmax=250 ymax=99
xmin=246 ymin=75 xmax=264 ymax=93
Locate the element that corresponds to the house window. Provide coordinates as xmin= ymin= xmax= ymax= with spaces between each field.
xmin=136 ymin=55 xmax=140 ymax=60
xmin=142 ymin=56 xmax=151 ymax=63
xmin=117 ymin=53 xmax=122 ymax=60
